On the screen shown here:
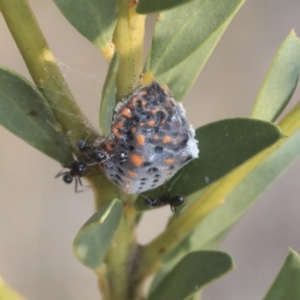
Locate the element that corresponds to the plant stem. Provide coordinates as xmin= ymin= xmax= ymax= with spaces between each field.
xmin=94 ymin=3 xmax=146 ymax=299
xmin=0 ymin=0 xmax=97 ymax=151
xmin=113 ymin=0 xmax=146 ymax=100
xmin=103 ymin=203 xmax=141 ymax=300
xmin=88 ymin=174 xmax=122 ymax=210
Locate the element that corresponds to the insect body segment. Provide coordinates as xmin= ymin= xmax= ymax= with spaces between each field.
xmin=142 ymin=194 xmax=186 ymax=212
xmin=96 ymin=81 xmax=199 ymax=194
xmin=55 ymin=160 xmax=87 ymax=192
xmin=77 ymin=140 xmax=108 ymax=162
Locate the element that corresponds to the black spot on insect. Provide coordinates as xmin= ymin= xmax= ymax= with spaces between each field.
xmin=115 ymin=174 xmax=123 ymax=182
xmin=148 ymin=167 xmax=159 ymax=173
xmin=154 ymin=146 xmax=164 ymax=153
xmin=117 ymin=167 xmax=124 ymax=174
xmin=156 ymin=111 xmax=166 ymax=122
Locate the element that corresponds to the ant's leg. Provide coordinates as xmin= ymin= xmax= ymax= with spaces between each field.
xmin=75 ymin=177 xmax=87 ymax=193
xmin=76 ymin=176 xmax=92 ymax=192
xmin=55 ymin=169 xmax=68 ymax=179
xmin=141 ymin=194 xmax=159 ymax=208
xmin=74 ymin=177 xmax=79 ymax=193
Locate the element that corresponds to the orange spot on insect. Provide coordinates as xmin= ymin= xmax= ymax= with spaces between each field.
xmin=106 ymin=142 xmax=116 ymax=152
xmin=147 ymin=120 xmax=155 ymax=127
xmin=126 ymin=170 xmax=138 ymax=178
xmin=160 ymin=119 xmax=166 ymax=124
xmin=151 ymin=107 xmax=160 ymax=113
xmin=112 ymin=127 xmax=122 ymax=139
xmin=131 ymin=127 xmax=137 ymax=133
xmin=153 ymin=134 xmax=159 ymax=140
xmin=139 ymin=89 xmax=148 ymax=96
xmin=136 ymin=134 xmax=145 ymax=146
xmin=128 ymin=96 xmax=140 ymax=108
xmin=120 ymin=107 xmax=132 ymax=118
xmin=130 ymin=153 xmax=144 ymax=166
xmin=163 ymin=135 xmax=172 ymax=144
xmin=112 ymin=121 xmax=123 ymax=139
xmin=165 ymin=158 xmax=175 ymax=165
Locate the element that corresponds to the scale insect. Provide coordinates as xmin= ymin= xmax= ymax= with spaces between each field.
xmin=56 ymin=81 xmax=199 ymax=199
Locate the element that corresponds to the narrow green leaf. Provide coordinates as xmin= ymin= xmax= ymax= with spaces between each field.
xmin=0 ymin=276 xmax=25 ymax=300
xmin=54 ymin=0 xmax=117 ymax=49
xmin=0 ymin=67 xmax=73 ymax=164
xmin=149 ymin=228 xmax=228 ymax=294
xmin=99 ymin=52 xmax=119 ymax=136
xmin=194 ymin=127 xmax=300 ymax=250
xmin=263 ymin=249 xmax=300 ymax=300
xmin=251 ymin=31 xmax=300 ymax=122
xmin=135 ymin=118 xmax=281 ymax=211
xmin=168 ymin=118 xmax=282 ymax=196
xmin=137 ymin=0 xmax=193 ymax=14
xmin=156 ymin=22 xmax=229 ymax=101
xmin=73 ymin=199 xmax=123 ymax=269
xmin=152 ymin=122 xmax=300 ymax=288
xmin=148 ymin=251 xmax=233 ymax=300
xmin=146 ymin=0 xmax=244 ymax=100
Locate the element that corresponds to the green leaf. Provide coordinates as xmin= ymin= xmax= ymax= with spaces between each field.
xmin=137 ymin=0 xmax=193 ymax=14
xmin=152 ymin=122 xmax=300 ymax=289
xmin=193 ymin=127 xmax=300 ymax=250
xmin=263 ymin=249 xmax=300 ymax=300
xmin=156 ymin=23 xmax=228 ymax=102
xmin=146 ymin=0 xmax=244 ymax=101
xmin=54 ymin=0 xmax=117 ymax=49
xmin=99 ymin=52 xmax=119 ymax=136
xmin=135 ymin=118 xmax=282 ymax=211
xmin=251 ymin=31 xmax=300 ymax=122
xmin=73 ymin=199 xmax=123 ymax=269
xmin=148 ymin=251 xmax=233 ymax=300
xmin=0 ymin=276 xmax=25 ymax=300
xmin=169 ymin=118 xmax=282 ymax=196
xmin=0 ymin=67 xmax=73 ymax=164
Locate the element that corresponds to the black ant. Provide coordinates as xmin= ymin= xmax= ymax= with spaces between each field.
xmin=142 ymin=194 xmax=185 ymax=212
xmin=56 ymin=141 xmax=108 ymax=192
xmin=55 ymin=160 xmax=87 ymax=192
xmin=141 ymin=172 xmax=186 ymax=212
